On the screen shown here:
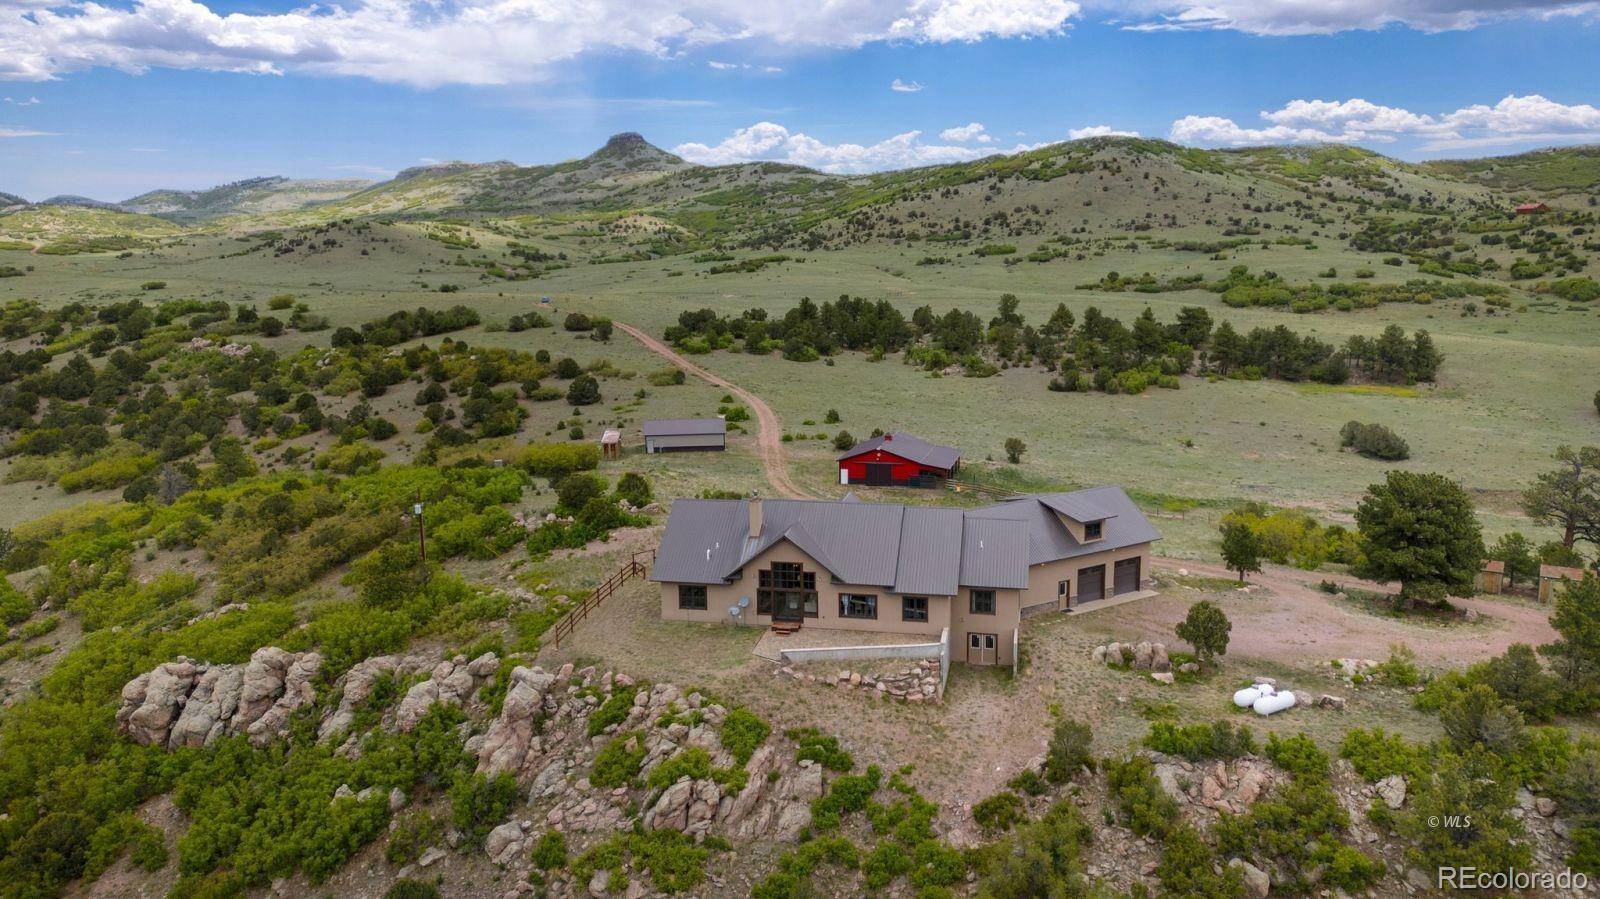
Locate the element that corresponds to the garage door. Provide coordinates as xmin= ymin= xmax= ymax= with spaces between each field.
xmin=1114 ymin=558 xmax=1141 ymax=595
xmin=1077 ymin=565 xmax=1105 ymax=603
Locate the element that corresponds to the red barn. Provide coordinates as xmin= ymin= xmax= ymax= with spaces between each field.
xmin=1515 ymin=202 xmax=1549 ymax=215
xmin=837 ymin=432 xmax=961 ymax=488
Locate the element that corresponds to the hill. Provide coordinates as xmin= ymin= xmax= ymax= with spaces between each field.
xmin=36 ymin=194 xmax=124 ymax=210
xmin=1422 ymin=144 xmax=1600 ymax=191
xmin=122 ymin=175 xmax=374 ymax=222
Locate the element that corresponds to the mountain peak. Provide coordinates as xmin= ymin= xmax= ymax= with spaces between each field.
xmin=602 ymin=132 xmax=650 ymax=152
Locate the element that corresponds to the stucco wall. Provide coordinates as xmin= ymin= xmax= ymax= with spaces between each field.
xmin=656 ymin=539 xmax=1022 ymax=665
xmin=1018 ymin=544 xmax=1153 ymax=613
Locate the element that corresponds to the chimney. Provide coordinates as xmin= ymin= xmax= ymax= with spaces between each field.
xmin=747 ymin=492 xmax=763 ymax=539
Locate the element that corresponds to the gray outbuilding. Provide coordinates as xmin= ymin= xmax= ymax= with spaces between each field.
xmin=643 ymin=418 xmax=727 ymax=453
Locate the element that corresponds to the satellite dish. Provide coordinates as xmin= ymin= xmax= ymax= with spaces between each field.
xmin=738 ymin=596 xmax=750 ymax=608
xmin=727 ymin=606 xmax=741 ymax=619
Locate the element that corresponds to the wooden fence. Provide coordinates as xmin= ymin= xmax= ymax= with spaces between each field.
xmin=548 ymin=549 xmax=655 ymax=649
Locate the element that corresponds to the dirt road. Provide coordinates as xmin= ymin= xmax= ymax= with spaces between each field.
xmin=616 ymin=321 xmax=812 ymax=499
xmin=1133 ymin=558 xmax=1557 ymax=666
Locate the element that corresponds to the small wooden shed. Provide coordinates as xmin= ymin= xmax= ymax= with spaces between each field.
xmin=1476 ymin=559 xmax=1505 ymax=595
xmin=600 ymin=429 xmax=621 ymax=460
xmin=1515 ymin=202 xmax=1549 ymax=215
xmin=1538 ymin=564 xmax=1589 ymax=603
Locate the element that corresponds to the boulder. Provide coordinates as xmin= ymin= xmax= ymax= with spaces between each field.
xmin=1228 ymin=859 xmax=1271 ymax=899
xmin=478 ymin=667 xmax=558 ymax=776
xmin=1315 ymin=694 xmax=1346 ymax=711
xmin=1091 ymin=645 xmax=1107 ymax=664
xmin=1150 ymin=672 xmax=1175 ymax=685
xmin=169 ymin=665 xmax=244 ymax=748
xmin=485 ymin=821 xmax=525 ymax=864
xmin=116 ymin=660 xmax=200 ymax=746
xmin=1150 ymin=643 xmax=1170 ymax=673
xmin=1376 ymin=775 xmax=1407 ymax=810
xmin=1132 ymin=642 xmax=1154 ymax=670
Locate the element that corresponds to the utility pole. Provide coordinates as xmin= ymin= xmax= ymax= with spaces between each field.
xmin=413 ymin=490 xmax=427 ymax=575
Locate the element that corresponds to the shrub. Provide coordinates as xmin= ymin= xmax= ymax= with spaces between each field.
xmin=448 ymin=772 xmax=519 ymax=847
xmin=1006 ymin=769 xmax=1048 ymax=796
xmin=1440 ymin=683 xmax=1526 ymax=756
xmin=1397 ymin=748 xmax=1529 ymax=876
xmin=588 ymin=689 xmax=641 ymax=736
xmin=1340 ymin=728 xmax=1430 ymax=782
xmin=530 ymin=830 xmax=567 ymax=870
xmin=1143 ymin=720 xmax=1257 ymax=762
xmin=1340 ymin=421 xmax=1410 ymax=461
xmin=1157 ymin=823 xmax=1244 ymax=899
xmin=591 ymin=732 xmax=647 ymax=788
xmin=976 ymin=802 xmax=1092 ymax=898
xmin=385 ymin=811 xmax=442 ymax=865
xmin=1264 ymin=732 xmax=1330 ymax=780
xmin=615 ymin=472 xmax=652 ymax=508
xmin=384 ymin=880 xmax=441 ymax=899
xmin=788 ymin=728 xmax=853 ymax=771
xmin=1103 ymin=755 xmax=1179 ymax=838
xmin=972 ymin=791 xmax=1026 ymax=834
xmin=1044 ymin=718 xmax=1094 ymax=783
xmin=556 ymin=473 xmax=606 ymax=511
xmin=513 ymin=442 xmax=599 ymax=479
xmin=719 ymin=708 xmax=771 ymax=766
xmin=1371 ymin=643 xmax=1421 ymax=686
xmin=811 ymin=766 xmax=881 ymax=830
xmin=831 ymin=431 xmax=856 ymax=452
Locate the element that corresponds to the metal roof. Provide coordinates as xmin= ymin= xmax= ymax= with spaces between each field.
xmin=965 ymin=486 xmax=1162 ymax=566
xmin=642 ymin=418 xmax=726 ymax=438
xmin=837 ymin=432 xmax=961 ymax=471
xmin=652 ymin=485 xmax=1156 ymax=594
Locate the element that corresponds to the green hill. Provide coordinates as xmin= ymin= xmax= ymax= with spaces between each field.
xmin=1422 ymin=145 xmax=1600 ymax=191
xmin=122 ymin=175 xmax=374 ymax=222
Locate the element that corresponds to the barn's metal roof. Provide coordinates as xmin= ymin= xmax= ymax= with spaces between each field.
xmin=837 ymin=432 xmax=961 ymax=471
xmin=652 ymin=486 xmax=1153 ymax=593
xmin=642 ymin=418 xmax=726 ymax=438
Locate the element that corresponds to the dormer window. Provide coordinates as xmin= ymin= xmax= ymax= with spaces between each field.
xmin=1084 ymin=521 xmax=1103 ymax=541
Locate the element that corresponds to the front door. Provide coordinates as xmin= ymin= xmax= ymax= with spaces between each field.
xmin=864 ymin=463 xmax=895 ymax=486
xmin=1114 ymin=558 xmax=1141 ymax=595
xmin=1077 ymin=565 xmax=1105 ymax=603
xmin=967 ymin=632 xmax=997 ymax=665
xmin=773 ymin=593 xmax=805 ymax=623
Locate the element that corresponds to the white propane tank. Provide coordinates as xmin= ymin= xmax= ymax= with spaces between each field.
xmin=1232 ymin=686 xmax=1262 ymax=708
xmin=1253 ymin=691 xmax=1297 ymax=716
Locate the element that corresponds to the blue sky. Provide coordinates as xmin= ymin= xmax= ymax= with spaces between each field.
xmin=2 ymin=0 xmax=1598 ymax=199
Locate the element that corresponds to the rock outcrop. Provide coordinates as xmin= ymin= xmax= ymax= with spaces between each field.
xmin=476 ymin=666 xmax=558 ymax=775
xmin=394 ymin=652 xmax=500 ymax=732
xmin=116 ymin=647 xmax=322 ymax=749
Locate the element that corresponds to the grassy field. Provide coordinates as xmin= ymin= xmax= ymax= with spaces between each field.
xmin=3 ymin=221 xmax=1593 ymax=554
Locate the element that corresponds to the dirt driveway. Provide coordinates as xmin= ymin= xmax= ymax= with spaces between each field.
xmin=1116 ymin=558 xmax=1559 ymax=667
xmin=615 ymin=321 xmax=811 ymax=499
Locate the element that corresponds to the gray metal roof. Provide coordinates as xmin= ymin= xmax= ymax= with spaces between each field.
xmin=652 ymin=486 xmax=1155 ymax=594
xmin=966 ymin=486 xmax=1162 ymax=566
xmin=642 ymin=418 xmax=726 ymax=438
xmin=837 ymin=432 xmax=961 ymax=471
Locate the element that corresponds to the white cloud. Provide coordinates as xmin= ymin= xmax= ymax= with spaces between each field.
xmin=0 ymin=125 xmax=55 ymax=137
xmin=1068 ymin=124 xmax=1138 ymax=139
xmin=3 ymin=96 xmax=41 ymax=105
xmin=1111 ymin=0 xmax=1600 ymax=35
xmin=0 ymin=0 xmax=1083 ymax=87
xmin=891 ymin=78 xmax=925 ymax=92
xmin=939 ymin=122 xmax=992 ymax=143
xmin=674 ymin=121 xmax=1004 ymax=172
xmin=1171 ymin=94 xmax=1600 ymax=150
xmin=708 ymin=60 xmax=783 ymax=73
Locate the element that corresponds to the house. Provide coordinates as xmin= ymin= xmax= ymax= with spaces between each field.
xmin=1476 ymin=560 xmax=1505 ymax=595
xmin=651 ymin=486 xmax=1160 ymax=666
xmin=837 ymin=432 xmax=961 ymax=487
xmin=1538 ymin=564 xmax=1590 ymax=603
xmin=642 ymin=418 xmax=726 ymax=454
xmin=1515 ymin=202 xmax=1550 ymax=215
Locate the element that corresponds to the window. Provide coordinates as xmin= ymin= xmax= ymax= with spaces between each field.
xmin=678 ymin=585 xmax=707 ymax=611
xmin=1057 ymin=580 xmax=1068 ymax=597
xmin=902 ymin=596 xmax=929 ymax=622
xmin=839 ymin=594 xmax=877 ymax=619
xmin=1084 ymin=521 xmax=1103 ymax=541
xmin=757 ymin=562 xmax=817 ymax=618
xmin=970 ymin=589 xmax=996 ymax=615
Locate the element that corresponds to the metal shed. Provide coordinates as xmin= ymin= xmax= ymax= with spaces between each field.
xmin=643 ymin=418 xmax=726 ymax=453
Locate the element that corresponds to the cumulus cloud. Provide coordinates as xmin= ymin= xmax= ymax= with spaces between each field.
xmin=891 ymin=78 xmax=925 ymax=92
xmin=673 ymin=121 xmax=1004 ymax=172
xmin=0 ymin=0 xmax=1083 ymax=87
xmin=939 ymin=122 xmax=992 ymax=142
xmin=1170 ymin=94 xmax=1600 ymax=149
xmin=1068 ymin=124 xmax=1138 ymax=138
xmin=1110 ymin=0 xmax=1600 ymax=35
